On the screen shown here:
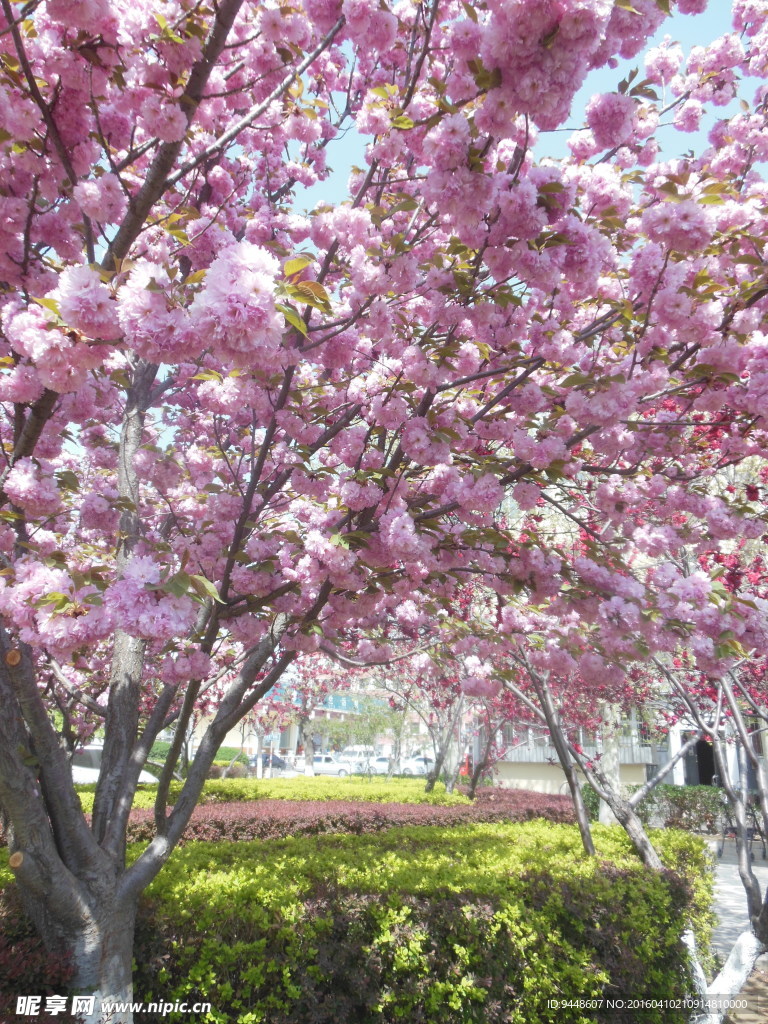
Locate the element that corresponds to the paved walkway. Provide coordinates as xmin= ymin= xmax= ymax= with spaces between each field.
xmin=710 ymin=838 xmax=768 ymax=1023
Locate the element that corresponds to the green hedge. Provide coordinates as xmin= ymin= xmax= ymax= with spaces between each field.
xmin=75 ymin=776 xmax=471 ymax=813
xmin=582 ymin=784 xmax=723 ymax=835
xmin=132 ymin=822 xmax=713 ymax=1024
xmin=633 ymin=785 xmax=723 ymax=835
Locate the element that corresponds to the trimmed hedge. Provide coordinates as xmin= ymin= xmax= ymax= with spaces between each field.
xmin=582 ymin=784 xmax=724 ymax=835
xmin=75 ymin=776 xmax=479 ymax=814
xmin=124 ymin=790 xmax=576 ymax=845
xmin=634 ymin=785 xmax=724 ymax=834
xmin=3 ymin=783 xmax=575 ymax=849
xmin=132 ymin=822 xmax=713 ymax=1024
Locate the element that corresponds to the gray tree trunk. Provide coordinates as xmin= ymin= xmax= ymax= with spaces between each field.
xmin=16 ymin=872 xmax=138 ymax=1024
xmin=598 ymin=703 xmax=622 ymax=826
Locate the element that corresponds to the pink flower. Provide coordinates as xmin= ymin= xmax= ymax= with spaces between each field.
xmin=642 ymin=200 xmax=713 ymax=254
xmin=46 ymin=0 xmax=117 ymax=35
xmin=0 ymin=363 xmax=44 ymax=405
xmin=73 ymin=174 xmax=127 ymax=225
xmin=139 ymin=96 xmax=187 ymax=143
xmin=422 ymin=114 xmax=471 ymax=171
xmin=303 ymin=0 xmax=343 ymax=32
xmin=189 ymin=241 xmax=282 ymax=367
xmin=674 ymin=99 xmax=703 ymax=132
xmin=379 ymin=510 xmax=429 ymax=562
xmin=644 ymin=37 xmax=684 ymax=84
xmin=586 ymin=92 xmax=637 ymax=150
xmin=3 ymin=458 xmax=61 ymax=517
xmin=55 ymin=266 xmax=122 ymax=341
xmin=459 ymin=474 xmax=504 ymax=514
xmin=461 ymin=676 xmax=502 ymax=699
xmin=117 ymin=261 xmax=189 ymax=361
xmin=513 ymin=482 xmax=541 ymax=511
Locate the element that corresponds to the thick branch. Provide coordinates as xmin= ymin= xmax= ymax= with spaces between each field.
xmin=104 ymin=0 xmax=246 ymax=269
xmin=0 ymin=389 xmax=58 ymax=505
xmin=92 ymin=362 xmax=158 ymax=856
xmin=164 ymin=17 xmax=345 ymax=190
xmin=0 ymin=633 xmax=104 ymax=919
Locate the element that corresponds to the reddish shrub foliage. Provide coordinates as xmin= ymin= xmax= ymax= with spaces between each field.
xmin=0 ymin=888 xmax=79 ymax=1023
xmin=126 ymin=789 xmax=575 ymax=845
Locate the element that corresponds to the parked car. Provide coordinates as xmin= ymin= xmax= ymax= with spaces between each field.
xmin=311 ymin=753 xmax=350 ymax=776
xmin=71 ymin=744 xmax=158 ymax=784
xmin=338 ymin=746 xmax=376 ymax=765
xmin=249 ymin=753 xmax=293 ymax=775
xmin=401 ymin=756 xmax=435 ymax=776
xmin=354 ymin=756 xmax=392 ymax=775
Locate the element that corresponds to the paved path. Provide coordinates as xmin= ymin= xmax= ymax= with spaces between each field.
xmin=710 ymin=839 xmax=768 ymax=1023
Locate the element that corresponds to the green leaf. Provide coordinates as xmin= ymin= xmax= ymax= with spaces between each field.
xmin=293 ymin=281 xmax=331 ymax=308
xmin=36 ymin=592 xmax=72 ymax=612
xmin=284 ymin=255 xmax=314 ymax=277
xmin=56 ymin=470 xmax=80 ymax=491
xmin=189 ymin=574 xmax=224 ymax=603
xmin=539 ymin=25 xmax=559 ymax=49
xmin=277 ymin=304 xmax=308 ymax=336
xmin=461 ymin=1 xmax=477 ymax=23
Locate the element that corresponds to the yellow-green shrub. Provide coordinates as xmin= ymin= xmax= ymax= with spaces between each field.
xmin=75 ymin=775 xmax=472 ymax=813
xmin=133 ymin=822 xmax=713 ymax=1024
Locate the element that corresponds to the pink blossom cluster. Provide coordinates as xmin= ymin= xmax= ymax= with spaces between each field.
xmin=104 ymin=555 xmax=197 ymax=641
xmin=641 ymin=200 xmax=713 ymax=253
xmin=54 ymin=267 xmax=122 ymax=341
xmin=461 ymin=676 xmax=502 ymax=698
xmin=160 ymin=650 xmax=212 ymax=684
xmin=478 ymin=0 xmax=617 ymax=132
xmin=116 ymin=262 xmax=189 ymax=362
xmin=0 ymin=558 xmax=112 ymax=656
xmin=586 ymin=92 xmax=637 ymax=150
xmin=73 ymin=174 xmax=127 ymax=225
xmin=189 ymin=242 xmax=283 ymax=369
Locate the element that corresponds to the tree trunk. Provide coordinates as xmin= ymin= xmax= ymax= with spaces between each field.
xmin=598 ymin=703 xmax=622 ymax=825
xmin=532 ymin=677 xmax=596 ymax=856
xmin=19 ymin=883 xmax=138 ymax=1024
xmin=72 ymin=904 xmax=138 ymax=1024
xmin=467 ymin=759 xmax=487 ymax=799
xmin=424 ymin=746 xmax=445 ymax=793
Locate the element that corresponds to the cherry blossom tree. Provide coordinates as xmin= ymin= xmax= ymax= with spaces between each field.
xmin=463 ymin=686 xmax=531 ymax=798
xmin=1 ymin=0 xmax=768 ymax=1019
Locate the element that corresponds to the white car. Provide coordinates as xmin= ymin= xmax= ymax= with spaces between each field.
xmin=401 ymin=756 xmax=435 ymax=776
xmin=71 ymin=744 xmax=158 ymax=784
xmin=338 ymin=746 xmax=376 ymax=765
xmin=311 ymin=754 xmax=350 ymax=776
xmin=354 ymin=756 xmax=392 ymax=775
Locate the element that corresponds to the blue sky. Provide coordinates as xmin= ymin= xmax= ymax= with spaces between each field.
xmin=295 ymin=1 xmax=738 ymax=210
